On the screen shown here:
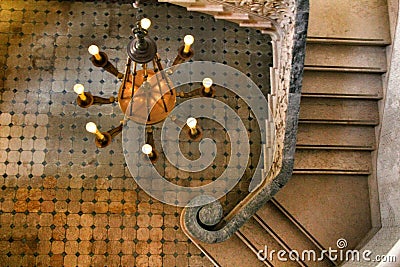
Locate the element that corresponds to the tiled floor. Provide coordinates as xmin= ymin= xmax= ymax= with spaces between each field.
xmin=0 ymin=0 xmax=272 ymax=266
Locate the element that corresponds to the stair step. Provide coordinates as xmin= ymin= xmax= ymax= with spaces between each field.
xmin=158 ymin=0 xmax=198 ymax=7
xmin=158 ymin=0 xmax=197 ymax=2
xmin=301 ymin=93 xmax=382 ymax=100
xmin=302 ymin=71 xmax=383 ymax=98
xmin=196 ymin=234 xmax=266 ymax=267
xmin=186 ymin=4 xmax=224 ymax=12
xmin=307 ymin=36 xmax=390 ymax=46
xmin=304 ymin=44 xmax=387 ymax=72
xmin=238 ymin=217 xmax=299 ymax=266
xmin=293 ymin=150 xmax=371 ymax=174
xmin=304 ymin=66 xmax=385 ymax=73
xmin=235 ymin=231 xmax=274 ymax=266
xmin=308 ymin=0 xmax=390 ymax=44
xmin=214 ymin=12 xmax=250 ymax=21
xmin=293 ymin=170 xmax=371 ymax=175
xmin=296 ymin=145 xmax=374 ymax=151
xmin=297 ymin=124 xmax=376 ymax=150
xmin=239 ymin=21 xmax=273 ymax=29
xmin=256 ymin=202 xmax=334 ymax=267
xmin=275 ymin=174 xmax=372 ymax=256
xmin=299 ymin=98 xmax=379 ymax=125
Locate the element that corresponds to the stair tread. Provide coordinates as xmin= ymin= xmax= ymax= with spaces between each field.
xmin=293 ymin=170 xmax=371 ymax=175
xmin=307 ymin=36 xmax=390 ymax=45
xmin=296 ymin=124 xmax=375 ymax=149
xmin=302 ymin=71 xmax=383 ymax=97
xmin=301 ymin=93 xmax=382 ymax=100
xmin=187 ymin=4 xmax=224 ymax=12
xmin=305 ymin=44 xmax=387 ymax=71
xmin=294 ymin=150 xmax=371 ymax=173
xmin=256 ymin=202 xmax=334 ymax=267
xmin=238 ymin=217 xmax=299 ymax=266
xmin=296 ymin=145 xmax=374 ymax=151
xmin=304 ymin=66 xmax=386 ymax=73
xmin=308 ymin=0 xmax=390 ymax=43
xmin=239 ymin=21 xmax=273 ymax=28
xmin=214 ymin=12 xmax=249 ymax=20
xmin=275 ymin=174 xmax=372 ymax=258
xmin=159 ymin=0 xmax=196 ymax=1
xmin=191 ymin=234 xmax=266 ymax=267
xmin=299 ymin=98 xmax=379 ymax=124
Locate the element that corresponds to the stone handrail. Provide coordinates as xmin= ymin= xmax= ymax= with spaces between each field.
xmin=181 ymin=0 xmax=310 ymax=243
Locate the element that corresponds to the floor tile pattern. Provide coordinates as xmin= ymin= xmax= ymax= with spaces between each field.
xmin=0 ymin=0 xmax=272 ymax=266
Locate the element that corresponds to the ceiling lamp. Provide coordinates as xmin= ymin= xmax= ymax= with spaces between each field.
xmin=74 ymin=2 xmax=214 ymax=159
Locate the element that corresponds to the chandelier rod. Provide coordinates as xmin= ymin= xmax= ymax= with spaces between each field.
xmin=120 ymin=57 xmax=132 ymax=100
xmin=152 ymin=59 xmax=169 ymax=113
xmin=154 ymin=53 xmax=174 ymax=95
xmin=130 ymin=62 xmax=138 ymax=99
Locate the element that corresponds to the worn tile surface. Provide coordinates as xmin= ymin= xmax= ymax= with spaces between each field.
xmin=0 ymin=0 xmax=272 ymax=266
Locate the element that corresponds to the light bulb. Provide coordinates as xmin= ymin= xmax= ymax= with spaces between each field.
xmin=184 ymin=35 xmax=194 ymax=46
xmin=88 ymin=45 xmax=100 ymax=56
xmin=183 ymin=35 xmax=194 ymax=54
xmin=142 ymin=144 xmax=153 ymax=155
xmin=140 ymin=18 xmax=151 ymax=30
xmin=86 ymin=122 xmax=105 ymax=140
xmin=202 ymin=78 xmax=213 ymax=88
xmin=88 ymin=45 xmax=102 ymax=61
xmin=86 ymin=122 xmax=98 ymax=134
xmin=186 ymin=117 xmax=197 ymax=129
xmin=73 ymin=84 xmax=85 ymax=95
xmin=74 ymin=84 xmax=87 ymax=101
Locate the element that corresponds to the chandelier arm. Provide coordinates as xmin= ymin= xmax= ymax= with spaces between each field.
xmin=92 ymin=95 xmax=116 ymax=105
xmin=93 ymin=123 xmax=123 ymax=148
xmin=170 ymin=115 xmax=185 ymax=127
xmin=145 ymin=127 xmax=154 ymax=147
xmin=90 ymin=51 xmax=124 ymax=79
xmin=176 ymin=88 xmax=201 ymax=98
xmin=76 ymin=92 xmax=94 ymax=108
xmin=144 ymin=127 xmax=158 ymax=163
xmin=172 ymin=46 xmax=194 ymax=66
xmin=76 ymin=92 xmax=116 ymax=108
xmin=187 ymin=125 xmax=202 ymax=141
xmin=107 ymin=123 xmax=123 ymax=139
xmin=176 ymin=85 xmax=216 ymax=98
xmin=200 ymin=85 xmax=216 ymax=98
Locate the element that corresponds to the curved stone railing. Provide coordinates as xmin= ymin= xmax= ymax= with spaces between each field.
xmin=180 ymin=0 xmax=310 ymax=243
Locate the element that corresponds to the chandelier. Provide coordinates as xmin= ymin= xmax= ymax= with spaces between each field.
xmin=73 ymin=2 xmax=216 ymax=162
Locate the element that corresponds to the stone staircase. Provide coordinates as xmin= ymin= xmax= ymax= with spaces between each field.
xmin=159 ymin=0 xmax=391 ymax=266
